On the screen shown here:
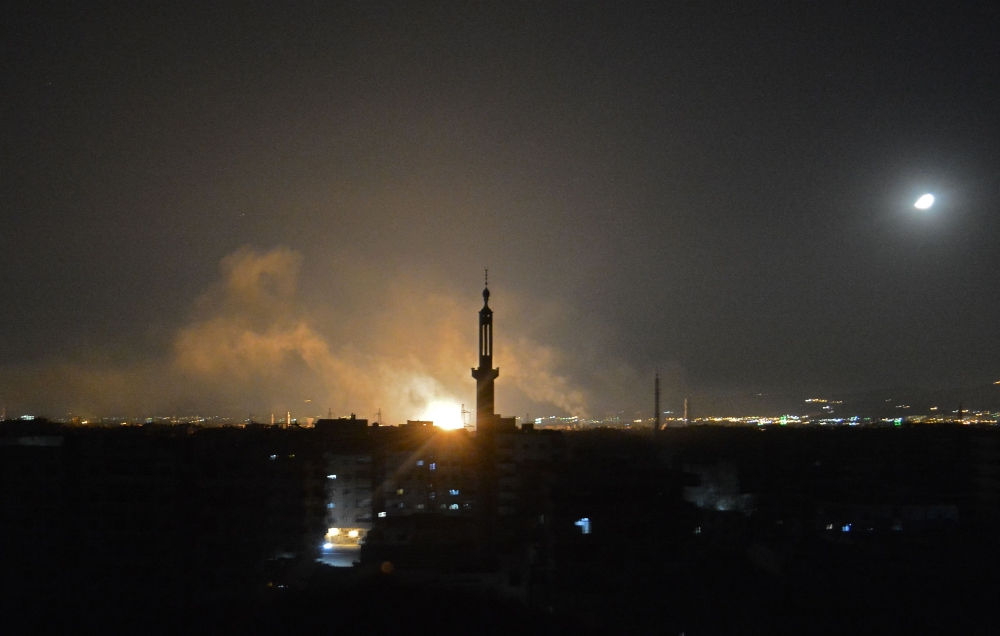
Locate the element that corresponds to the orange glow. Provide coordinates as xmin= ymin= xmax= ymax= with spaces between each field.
xmin=418 ymin=400 xmax=464 ymax=430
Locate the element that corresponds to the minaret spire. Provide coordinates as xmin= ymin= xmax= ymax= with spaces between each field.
xmin=472 ymin=275 xmax=499 ymax=432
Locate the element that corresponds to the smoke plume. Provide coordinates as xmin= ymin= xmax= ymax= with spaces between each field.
xmin=0 ymin=246 xmax=590 ymax=422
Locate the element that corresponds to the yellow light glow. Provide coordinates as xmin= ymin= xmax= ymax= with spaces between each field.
xmin=328 ymin=527 xmax=340 ymax=536
xmin=348 ymin=530 xmax=359 ymax=538
xmin=418 ymin=400 xmax=464 ymax=430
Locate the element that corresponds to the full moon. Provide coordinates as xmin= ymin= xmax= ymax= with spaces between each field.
xmin=914 ymin=193 xmax=935 ymax=209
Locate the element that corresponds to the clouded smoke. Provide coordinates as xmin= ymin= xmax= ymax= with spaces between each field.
xmin=501 ymin=338 xmax=587 ymax=416
xmin=1 ymin=246 xmax=590 ymax=422
xmin=172 ymin=247 xmax=376 ymax=408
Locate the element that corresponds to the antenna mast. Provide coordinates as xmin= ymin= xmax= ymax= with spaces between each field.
xmin=654 ymin=371 xmax=661 ymax=432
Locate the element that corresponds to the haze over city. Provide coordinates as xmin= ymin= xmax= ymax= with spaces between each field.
xmin=3 ymin=3 xmax=999 ymax=422
xmin=6 ymin=4 xmax=1000 ymax=634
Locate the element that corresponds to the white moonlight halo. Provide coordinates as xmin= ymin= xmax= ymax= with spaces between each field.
xmin=914 ymin=193 xmax=935 ymax=209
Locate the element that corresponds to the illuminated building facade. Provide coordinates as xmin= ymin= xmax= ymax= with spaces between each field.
xmin=379 ymin=433 xmax=478 ymax=517
xmin=323 ymin=453 xmax=374 ymax=545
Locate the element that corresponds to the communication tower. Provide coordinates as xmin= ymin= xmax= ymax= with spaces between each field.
xmin=654 ymin=371 xmax=661 ymax=432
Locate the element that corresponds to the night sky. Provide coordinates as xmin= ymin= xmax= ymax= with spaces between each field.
xmin=2 ymin=2 xmax=999 ymax=420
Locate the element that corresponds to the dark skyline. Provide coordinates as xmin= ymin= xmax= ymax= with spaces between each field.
xmin=2 ymin=2 xmax=999 ymax=419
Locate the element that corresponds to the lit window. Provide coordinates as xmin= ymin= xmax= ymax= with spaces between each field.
xmin=449 ymin=489 xmax=459 ymax=496
xmin=416 ymin=504 xmax=425 ymax=509
xmin=327 ymin=503 xmax=335 ymax=509
xmin=842 ymin=524 xmax=851 ymax=533
xmin=416 ymin=460 xmax=424 ymax=466
xmin=348 ymin=530 xmax=359 ymax=538
xmin=430 ymin=463 xmax=436 ymax=470
xmin=449 ymin=504 xmax=459 ymax=510
xmin=825 ymin=524 xmax=833 ymax=530
xmin=270 ymin=455 xmax=277 ymax=460
xmin=378 ymin=511 xmax=387 ymax=518
xmin=396 ymin=488 xmax=404 ymax=495
xmin=327 ymin=474 xmax=337 ymax=480
xmin=574 ymin=518 xmax=591 ymax=534
xmin=328 ymin=528 xmax=340 ymax=536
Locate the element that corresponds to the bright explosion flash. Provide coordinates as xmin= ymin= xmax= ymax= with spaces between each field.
xmin=418 ymin=400 xmax=465 ymax=430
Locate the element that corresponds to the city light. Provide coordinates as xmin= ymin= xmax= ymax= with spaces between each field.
xmin=5 ymin=6 xmax=996 ymax=632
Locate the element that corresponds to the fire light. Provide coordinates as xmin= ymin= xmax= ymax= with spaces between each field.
xmin=418 ymin=400 xmax=464 ymax=430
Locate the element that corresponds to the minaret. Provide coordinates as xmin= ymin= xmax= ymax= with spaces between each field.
xmin=471 ymin=274 xmax=499 ymax=432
